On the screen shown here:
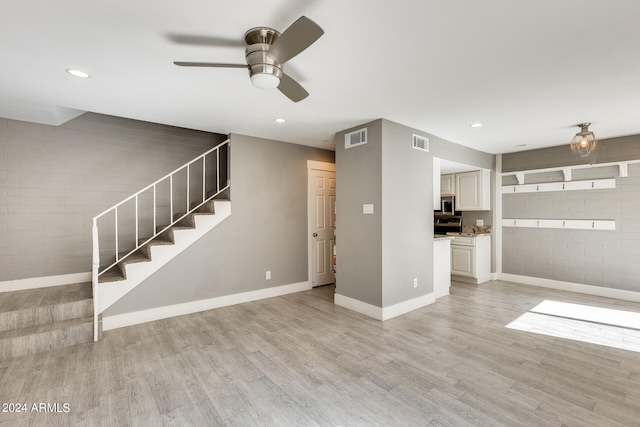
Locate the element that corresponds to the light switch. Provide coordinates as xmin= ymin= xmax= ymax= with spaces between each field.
xmin=363 ymin=204 xmax=374 ymax=214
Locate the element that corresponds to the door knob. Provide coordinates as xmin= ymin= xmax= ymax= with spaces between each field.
xmin=313 ymin=233 xmax=318 ymax=237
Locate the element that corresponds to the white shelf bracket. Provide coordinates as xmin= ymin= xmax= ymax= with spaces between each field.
xmin=515 ymin=172 xmax=525 ymax=185
xmin=562 ymin=168 xmax=572 ymax=182
xmin=619 ymin=163 xmax=628 ymax=178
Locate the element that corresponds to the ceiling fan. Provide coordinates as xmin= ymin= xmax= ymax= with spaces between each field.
xmin=174 ymin=16 xmax=324 ymax=102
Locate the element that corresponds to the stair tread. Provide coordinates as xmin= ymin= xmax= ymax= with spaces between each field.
xmin=0 ymin=316 xmax=93 ymax=340
xmin=98 ymin=268 xmax=125 ymax=283
xmin=0 ymin=282 xmax=91 ymax=314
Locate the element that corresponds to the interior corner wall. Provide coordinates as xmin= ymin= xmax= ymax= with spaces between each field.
xmin=501 ymin=136 xmax=640 ymax=292
xmin=335 ymin=118 xmax=497 ymax=310
xmin=104 ymin=134 xmax=335 ymax=316
xmin=380 ymin=119 xmax=433 ymax=307
xmin=0 ymin=113 xmax=226 ymax=282
xmin=334 ymin=120 xmax=383 ymax=307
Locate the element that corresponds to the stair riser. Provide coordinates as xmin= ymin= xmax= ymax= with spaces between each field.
xmin=175 ymin=214 xmax=196 ymax=228
xmin=0 ymin=322 xmax=93 ymax=360
xmin=192 ymin=199 xmax=216 ymax=213
xmin=0 ymin=300 xmax=93 ymax=332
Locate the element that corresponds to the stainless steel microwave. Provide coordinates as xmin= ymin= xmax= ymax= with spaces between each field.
xmin=440 ymin=195 xmax=456 ymax=215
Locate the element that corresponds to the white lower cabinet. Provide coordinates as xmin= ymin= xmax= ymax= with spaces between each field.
xmin=451 ymin=245 xmax=474 ymax=277
xmin=450 ymin=234 xmax=491 ymax=284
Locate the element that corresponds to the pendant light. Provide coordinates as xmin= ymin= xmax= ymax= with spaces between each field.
xmin=570 ymin=123 xmax=597 ymax=157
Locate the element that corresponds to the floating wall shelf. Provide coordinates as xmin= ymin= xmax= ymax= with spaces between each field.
xmin=501 ymin=178 xmax=616 ymax=194
xmin=500 ymin=160 xmax=639 ymax=184
xmin=503 ymin=218 xmax=616 ymax=231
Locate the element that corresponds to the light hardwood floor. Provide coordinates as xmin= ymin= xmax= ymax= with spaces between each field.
xmin=2 ymin=280 xmax=640 ymax=426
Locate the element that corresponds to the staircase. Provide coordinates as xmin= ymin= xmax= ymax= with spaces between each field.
xmin=98 ymin=196 xmax=225 ymax=283
xmin=95 ymin=197 xmax=231 ymax=317
xmin=0 ymin=282 xmax=94 ymax=359
xmin=92 ymin=140 xmax=231 ymax=340
xmin=0 ymin=140 xmax=231 ymax=359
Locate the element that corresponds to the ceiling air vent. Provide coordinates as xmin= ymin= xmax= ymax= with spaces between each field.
xmin=345 ymin=128 xmax=367 ymax=149
xmin=412 ymin=134 xmax=429 ymax=152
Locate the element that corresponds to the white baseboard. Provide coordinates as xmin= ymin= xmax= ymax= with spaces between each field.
xmin=103 ymin=281 xmax=311 ymax=331
xmin=382 ymin=293 xmax=435 ymax=320
xmin=334 ymin=294 xmax=383 ymax=320
xmin=499 ymin=273 xmax=640 ymax=303
xmin=0 ymin=272 xmax=92 ymax=293
xmin=334 ymin=292 xmax=435 ymax=321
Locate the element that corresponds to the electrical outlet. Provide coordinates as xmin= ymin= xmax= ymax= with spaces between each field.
xmin=266 ymin=271 xmax=271 ymax=280
xmin=413 ymin=278 xmax=418 ymax=288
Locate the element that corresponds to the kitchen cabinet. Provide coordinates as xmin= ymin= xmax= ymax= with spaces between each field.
xmin=441 ymin=174 xmax=455 ymax=196
xmin=450 ymin=234 xmax=490 ymax=284
xmin=455 ymin=169 xmax=490 ymax=211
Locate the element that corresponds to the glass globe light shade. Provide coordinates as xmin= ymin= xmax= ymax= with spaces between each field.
xmin=250 ymin=73 xmax=280 ymax=90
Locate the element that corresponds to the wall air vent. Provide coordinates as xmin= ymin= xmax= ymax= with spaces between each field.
xmin=412 ymin=134 xmax=429 ymax=152
xmin=345 ymin=128 xmax=367 ymax=149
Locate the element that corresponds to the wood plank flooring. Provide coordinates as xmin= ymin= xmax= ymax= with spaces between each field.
xmin=2 ymin=280 xmax=640 ymax=426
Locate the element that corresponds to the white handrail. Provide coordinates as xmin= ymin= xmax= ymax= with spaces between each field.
xmin=93 ymin=140 xmax=229 ymax=220
xmin=91 ymin=139 xmax=229 ymax=305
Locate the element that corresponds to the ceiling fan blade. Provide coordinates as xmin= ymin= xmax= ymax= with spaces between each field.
xmin=278 ymin=72 xmax=309 ymax=102
xmin=268 ymin=16 xmax=324 ymax=64
xmin=173 ymin=61 xmax=247 ymax=68
xmin=166 ymin=33 xmax=245 ymax=48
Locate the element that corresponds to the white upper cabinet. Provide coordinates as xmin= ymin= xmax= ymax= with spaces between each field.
xmin=440 ymin=174 xmax=455 ymax=196
xmin=455 ymin=169 xmax=490 ymax=211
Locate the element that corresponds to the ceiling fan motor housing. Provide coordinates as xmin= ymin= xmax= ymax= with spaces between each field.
xmin=246 ymin=43 xmax=282 ymax=77
xmin=244 ymin=28 xmax=282 ymax=89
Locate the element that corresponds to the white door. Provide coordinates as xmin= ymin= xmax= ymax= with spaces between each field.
xmin=308 ymin=165 xmax=336 ymax=287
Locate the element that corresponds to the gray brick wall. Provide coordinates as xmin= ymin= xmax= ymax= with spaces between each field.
xmin=0 ymin=113 xmax=226 ymax=282
xmin=502 ymin=137 xmax=640 ymax=292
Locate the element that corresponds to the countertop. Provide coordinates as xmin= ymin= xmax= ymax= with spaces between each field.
xmin=433 ymin=235 xmax=455 ymax=241
xmin=445 ymin=232 xmax=492 ymax=237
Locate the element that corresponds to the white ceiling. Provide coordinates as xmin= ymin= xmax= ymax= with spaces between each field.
xmin=3 ymin=1 xmax=640 ymax=154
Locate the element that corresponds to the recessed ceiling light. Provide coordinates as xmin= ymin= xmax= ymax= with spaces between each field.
xmin=65 ymin=68 xmax=91 ymax=79
xmin=470 ymin=123 xmax=483 ymax=128
xmin=274 ymin=118 xmax=286 ymax=123
xmin=516 ymin=144 xmax=527 ymax=147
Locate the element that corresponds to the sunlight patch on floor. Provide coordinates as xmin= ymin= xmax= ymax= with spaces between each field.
xmin=506 ymin=300 xmax=640 ymax=353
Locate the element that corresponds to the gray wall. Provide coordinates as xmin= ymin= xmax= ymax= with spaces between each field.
xmin=105 ymin=134 xmax=335 ymax=316
xmin=502 ymin=134 xmax=640 ymax=172
xmin=335 ymin=120 xmax=383 ymax=307
xmin=381 ymin=120 xmax=434 ymax=306
xmin=431 ymin=139 xmax=494 ymax=171
xmin=336 ymin=118 xmax=494 ymax=309
xmin=0 ymin=113 xmax=226 ymax=282
xmin=502 ymin=136 xmax=640 ymax=292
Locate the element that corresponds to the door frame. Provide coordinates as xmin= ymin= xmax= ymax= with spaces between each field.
xmin=307 ymin=160 xmax=336 ymax=287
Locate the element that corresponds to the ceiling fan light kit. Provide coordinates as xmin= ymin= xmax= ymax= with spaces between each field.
xmin=174 ymin=16 xmax=323 ymax=102
xmin=570 ymin=122 xmax=598 ymax=157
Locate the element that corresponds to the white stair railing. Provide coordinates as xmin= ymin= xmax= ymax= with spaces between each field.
xmin=91 ymin=139 xmax=229 ymax=340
